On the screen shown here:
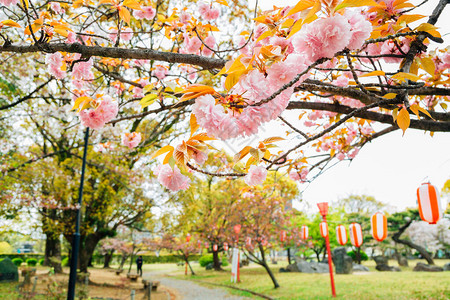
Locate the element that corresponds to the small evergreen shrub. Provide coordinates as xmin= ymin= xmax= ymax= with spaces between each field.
xmin=347 ymin=250 xmax=368 ymax=262
xmin=26 ymin=258 xmax=37 ymax=266
xmin=39 ymin=258 xmax=45 ymax=266
xmin=12 ymin=258 xmax=23 ymax=267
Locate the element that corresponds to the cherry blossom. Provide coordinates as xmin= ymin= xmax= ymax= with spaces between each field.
xmin=0 ymin=0 xmax=19 ymax=6
xmin=108 ymin=27 xmax=133 ymax=42
xmin=79 ymin=96 xmax=119 ymax=129
xmin=244 ymin=165 xmax=268 ymax=186
xmin=50 ymin=2 xmax=64 ymax=14
xmin=292 ymin=14 xmax=351 ymax=62
xmin=122 ymin=132 xmax=142 ymax=149
xmin=45 ymin=53 xmax=66 ymax=79
xmin=133 ymin=6 xmax=156 ymax=20
xmin=154 ymin=164 xmax=191 ymax=191
xmin=154 ymin=65 xmax=168 ymax=80
xmin=345 ymin=10 xmax=372 ymax=50
xmin=198 ymin=2 xmax=220 ymax=21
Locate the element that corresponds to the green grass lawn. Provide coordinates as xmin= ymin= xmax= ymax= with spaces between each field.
xmin=172 ymin=259 xmax=450 ymax=300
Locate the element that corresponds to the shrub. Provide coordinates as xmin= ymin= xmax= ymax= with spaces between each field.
xmin=347 ymin=250 xmax=368 ymax=262
xmin=26 ymin=258 xmax=37 ymax=266
xmin=198 ymin=254 xmax=228 ymax=267
xmin=61 ymin=257 xmax=69 ymax=267
xmin=12 ymin=258 xmax=23 ymax=267
xmin=39 ymin=258 xmax=45 ymax=266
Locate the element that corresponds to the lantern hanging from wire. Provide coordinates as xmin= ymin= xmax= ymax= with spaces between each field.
xmin=336 ymin=225 xmax=348 ymax=245
xmin=204 ymin=242 xmax=209 ymax=249
xmin=223 ymin=242 xmax=228 ymax=251
xmin=301 ymin=225 xmax=309 ymax=239
xmin=186 ymin=233 xmax=191 ymax=243
xmin=213 ymin=244 xmax=218 ymax=251
xmin=320 ymin=221 xmax=328 ymax=238
xmin=371 ymin=212 xmax=388 ymax=242
xmin=417 ymin=182 xmax=443 ymax=224
xmin=349 ymin=223 xmax=363 ymax=247
xmin=280 ymin=230 xmax=287 ymax=242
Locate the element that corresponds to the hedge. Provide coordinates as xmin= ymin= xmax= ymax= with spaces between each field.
xmin=12 ymin=258 xmax=23 ymax=267
xmin=347 ymin=250 xmax=369 ymax=262
xmin=26 ymin=258 xmax=38 ymax=266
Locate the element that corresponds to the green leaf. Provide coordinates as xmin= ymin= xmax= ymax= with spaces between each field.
xmin=140 ymin=94 xmax=158 ymax=109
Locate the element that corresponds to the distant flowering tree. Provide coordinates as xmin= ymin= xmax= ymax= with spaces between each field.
xmin=1 ymin=0 xmax=449 ymax=193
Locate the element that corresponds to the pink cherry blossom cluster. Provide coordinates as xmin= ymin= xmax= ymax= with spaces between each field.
xmin=198 ymin=2 xmax=220 ymax=21
xmin=0 ymin=0 xmax=18 ymax=6
xmin=132 ymin=78 xmax=150 ymax=98
xmin=71 ymin=55 xmax=94 ymax=89
xmin=154 ymin=164 xmax=191 ymax=191
xmin=50 ymin=2 xmax=65 ymax=14
xmin=79 ymin=95 xmax=119 ymax=129
xmin=46 ymin=52 xmax=66 ymax=79
xmin=289 ymin=168 xmax=308 ymax=182
xmin=122 ymin=132 xmax=142 ymax=149
xmin=108 ymin=27 xmax=133 ymax=43
xmin=133 ymin=6 xmax=156 ymax=20
xmin=292 ymin=11 xmax=372 ymax=62
xmin=154 ymin=65 xmax=168 ymax=80
xmin=244 ymin=165 xmax=267 ymax=186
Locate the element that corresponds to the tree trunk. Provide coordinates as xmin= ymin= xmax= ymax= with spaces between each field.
xmin=103 ymin=250 xmax=114 ymax=268
xmin=212 ymin=250 xmax=222 ymax=271
xmin=44 ymin=233 xmax=63 ymax=273
xmin=322 ymin=247 xmax=327 ymax=262
xmin=287 ymin=248 xmax=291 ymax=265
xmin=356 ymin=247 xmax=361 ymax=264
xmin=184 ymin=256 xmax=196 ymax=275
xmin=258 ymin=245 xmax=279 ymax=289
xmin=78 ymin=234 xmax=103 ymax=273
xmin=392 ymin=220 xmax=435 ymax=265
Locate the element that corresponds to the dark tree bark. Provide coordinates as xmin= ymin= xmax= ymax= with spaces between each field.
xmin=392 ymin=220 xmax=435 ymax=265
xmin=103 ymin=250 xmax=114 ymax=268
xmin=245 ymin=244 xmax=280 ymax=289
xmin=287 ymin=248 xmax=291 ymax=265
xmin=44 ymin=232 xmax=63 ymax=273
xmin=212 ymin=250 xmax=222 ymax=271
xmin=78 ymin=233 xmax=104 ymax=273
xmin=355 ymin=247 xmax=362 ymax=264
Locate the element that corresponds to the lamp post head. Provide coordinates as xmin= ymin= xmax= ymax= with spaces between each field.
xmin=317 ymin=202 xmax=329 ymax=217
xmin=233 ymin=224 xmax=241 ymax=235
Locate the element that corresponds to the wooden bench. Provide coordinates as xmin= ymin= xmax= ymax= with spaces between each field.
xmin=142 ymin=279 xmax=160 ymax=291
xmin=127 ymin=273 xmax=140 ymax=281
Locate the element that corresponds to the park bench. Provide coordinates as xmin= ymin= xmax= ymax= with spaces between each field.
xmin=142 ymin=279 xmax=160 ymax=291
xmin=127 ymin=273 xmax=140 ymax=281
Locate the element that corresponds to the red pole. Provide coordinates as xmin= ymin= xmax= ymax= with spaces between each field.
xmin=323 ymin=216 xmax=336 ymax=297
xmin=236 ymin=233 xmax=240 ymax=283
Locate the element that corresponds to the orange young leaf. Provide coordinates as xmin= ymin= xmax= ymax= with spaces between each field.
xmin=118 ymin=6 xmax=131 ymax=24
xmin=234 ymin=146 xmax=252 ymax=162
xmin=72 ymin=96 xmax=92 ymax=112
xmin=415 ymin=23 xmax=441 ymax=38
xmin=1 ymin=20 xmax=21 ymax=28
xmin=409 ymin=103 xmax=421 ymax=119
xmin=335 ymin=0 xmax=382 ymax=11
xmin=383 ymin=93 xmax=397 ymax=99
xmin=417 ymin=106 xmax=434 ymax=120
xmin=215 ymin=0 xmax=228 ymax=6
xmin=190 ymin=133 xmax=215 ymax=142
xmin=360 ymin=70 xmax=385 ymax=77
xmin=189 ymin=114 xmax=199 ymax=136
xmin=392 ymin=72 xmax=420 ymax=83
xmin=396 ymin=107 xmax=410 ymax=135
xmin=123 ymin=0 xmax=142 ymax=10
xmin=418 ymin=56 xmax=435 ymax=76
xmin=397 ymin=14 xmax=426 ymax=26
xmin=392 ymin=107 xmax=399 ymax=122
xmin=262 ymin=137 xmax=285 ymax=144
xmin=286 ymin=0 xmax=315 ymax=18
xmin=180 ymin=84 xmax=217 ymax=101
xmin=151 ymin=145 xmax=174 ymax=159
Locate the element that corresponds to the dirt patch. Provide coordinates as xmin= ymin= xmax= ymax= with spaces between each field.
xmin=18 ymin=268 xmax=170 ymax=300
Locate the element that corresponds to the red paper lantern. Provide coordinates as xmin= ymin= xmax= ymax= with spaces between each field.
xmin=317 ymin=202 xmax=329 ymax=216
xmin=301 ymin=225 xmax=309 ymax=239
xmin=245 ymin=237 xmax=252 ymax=247
xmin=223 ymin=242 xmax=228 ymax=251
xmin=336 ymin=225 xmax=348 ymax=245
xmin=204 ymin=242 xmax=209 ymax=249
xmin=234 ymin=224 xmax=242 ymax=234
xmin=349 ymin=223 xmax=363 ymax=247
xmin=320 ymin=221 xmax=328 ymax=238
xmin=417 ymin=182 xmax=443 ymax=224
xmin=371 ymin=212 xmax=387 ymax=242
xmin=186 ymin=233 xmax=191 ymax=243
xmin=280 ymin=230 xmax=287 ymax=242
xmin=213 ymin=244 xmax=218 ymax=251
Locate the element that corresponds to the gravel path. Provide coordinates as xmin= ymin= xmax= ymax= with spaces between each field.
xmin=143 ymin=271 xmax=249 ymax=300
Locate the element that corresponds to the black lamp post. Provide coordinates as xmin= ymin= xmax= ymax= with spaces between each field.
xmin=67 ymin=127 xmax=89 ymax=300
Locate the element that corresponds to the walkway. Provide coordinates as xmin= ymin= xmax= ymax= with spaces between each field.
xmin=143 ymin=270 xmax=249 ymax=300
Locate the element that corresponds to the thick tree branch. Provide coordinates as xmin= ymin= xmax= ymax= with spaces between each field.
xmin=0 ymin=78 xmax=53 ymax=110
xmin=0 ymin=43 xmax=227 ymax=70
xmin=286 ymin=101 xmax=450 ymax=132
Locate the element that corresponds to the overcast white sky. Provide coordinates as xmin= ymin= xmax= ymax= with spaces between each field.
xmin=250 ymin=0 xmax=450 ymax=211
